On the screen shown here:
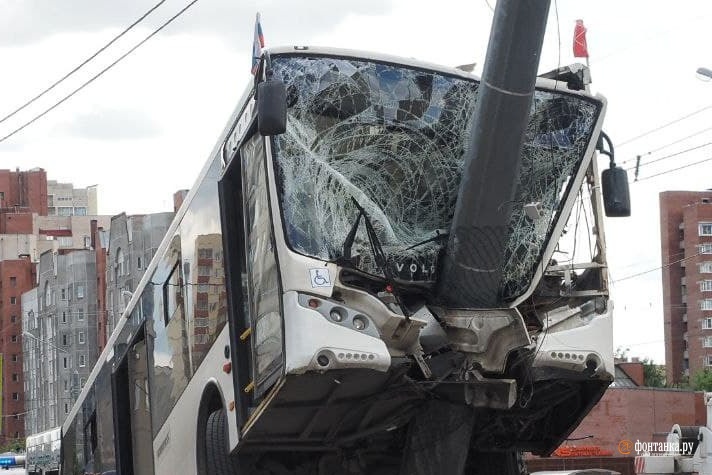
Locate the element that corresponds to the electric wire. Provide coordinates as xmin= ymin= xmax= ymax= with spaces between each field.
xmin=612 ymin=251 xmax=703 ymax=283
xmin=0 ymin=0 xmax=167 ymax=126
xmin=0 ymin=0 xmax=200 ymax=144
xmin=620 ymin=126 xmax=712 ymax=165
xmin=617 ymin=105 xmax=712 ymax=148
xmin=624 ymin=141 xmax=712 ymax=173
xmin=633 ymin=155 xmax=712 ymax=183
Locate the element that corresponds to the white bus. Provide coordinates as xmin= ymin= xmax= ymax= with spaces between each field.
xmin=25 ymin=427 xmax=60 ymax=475
xmin=59 ymin=41 xmax=624 ymax=474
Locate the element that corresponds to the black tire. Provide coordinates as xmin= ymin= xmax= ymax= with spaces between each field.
xmin=466 ymin=450 xmax=528 ymax=475
xmin=206 ymin=409 xmax=243 ymax=475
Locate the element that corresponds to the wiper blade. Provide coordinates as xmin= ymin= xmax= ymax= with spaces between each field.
xmin=351 ymin=198 xmax=389 ymax=273
xmin=405 ymin=230 xmax=449 ymax=250
xmin=342 ymin=208 xmax=363 ymax=261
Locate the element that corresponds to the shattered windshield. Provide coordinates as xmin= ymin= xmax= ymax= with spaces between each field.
xmin=271 ymin=55 xmax=601 ymax=300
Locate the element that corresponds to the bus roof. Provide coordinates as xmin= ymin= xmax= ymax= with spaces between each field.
xmin=266 ymin=45 xmax=593 ymax=96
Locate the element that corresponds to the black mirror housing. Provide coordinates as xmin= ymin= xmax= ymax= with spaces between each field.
xmin=257 ymin=79 xmax=287 ymax=136
xmin=601 ymin=166 xmax=631 ymax=217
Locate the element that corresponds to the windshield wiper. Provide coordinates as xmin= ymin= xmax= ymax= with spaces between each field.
xmin=405 ymin=230 xmax=449 ymax=250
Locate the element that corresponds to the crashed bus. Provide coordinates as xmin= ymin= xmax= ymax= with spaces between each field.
xmin=59 ymin=2 xmax=629 ymax=474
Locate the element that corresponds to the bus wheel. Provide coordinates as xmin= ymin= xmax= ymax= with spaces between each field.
xmin=466 ymin=450 xmax=528 ymax=475
xmin=205 ymin=408 xmax=243 ymax=474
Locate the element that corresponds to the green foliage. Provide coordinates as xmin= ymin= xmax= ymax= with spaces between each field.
xmin=693 ymin=368 xmax=712 ymax=391
xmin=641 ymin=358 xmax=666 ymax=388
xmin=0 ymin=438 xmax=24 ymax=453
xmin=614 ymin=346 xmax=630 ymax=360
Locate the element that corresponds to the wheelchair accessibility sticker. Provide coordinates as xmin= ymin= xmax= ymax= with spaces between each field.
xmin=309 ymin=268 xmax=332 ymax=288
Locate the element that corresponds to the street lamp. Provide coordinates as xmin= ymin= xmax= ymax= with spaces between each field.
xmin=696 ymin=67 xmax=712 ymax=81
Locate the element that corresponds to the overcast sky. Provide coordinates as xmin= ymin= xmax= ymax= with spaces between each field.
xmin=3 ymin=0 xmax=712 ymax=363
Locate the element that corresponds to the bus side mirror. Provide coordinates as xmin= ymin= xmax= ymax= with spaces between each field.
xmin=257 ymin=79 xmax=287 ymax=136
xmin=601 ymin=165 xmax=631 ymax=217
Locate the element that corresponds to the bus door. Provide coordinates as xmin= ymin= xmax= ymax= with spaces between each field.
xmin=219 ymin=131 xmax=284 ymax=432
xmin=112 ymin=322 xmax=153 ymax=475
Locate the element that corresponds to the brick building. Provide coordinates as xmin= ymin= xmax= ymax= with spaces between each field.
xmin=660 ymin=191 xmax=712 ymax=385
xmin=0 ymin=257 xmax=35 ymax=444
xmin=0 ymin=168 xmax=48 ymax=215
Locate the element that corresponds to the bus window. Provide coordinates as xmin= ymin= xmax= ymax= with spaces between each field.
xmin=241 ymin=133 xmax=283 ymax=398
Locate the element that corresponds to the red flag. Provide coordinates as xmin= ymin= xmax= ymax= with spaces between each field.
xmin=573 ymin=19 xmax=589 ymax=58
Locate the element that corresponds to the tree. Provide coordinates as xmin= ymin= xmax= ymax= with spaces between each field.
xmin=0 ymin=438 xmax=23 ymax=453
xmin=692 ymin=368 xmax=712 ymax=391
xmin=641 ymin=358 xmax=665 ymax=388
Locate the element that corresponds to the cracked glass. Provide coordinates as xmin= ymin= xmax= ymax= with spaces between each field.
xmin=271 ymin=54 xmax=601 ymax=301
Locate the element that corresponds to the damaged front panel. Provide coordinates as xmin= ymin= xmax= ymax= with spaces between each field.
xmin=271 ymin=55 xmax=602 ymax=303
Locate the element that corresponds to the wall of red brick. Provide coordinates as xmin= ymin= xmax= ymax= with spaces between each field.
xmin=0 ymin=258 xmax=35 ymax=442
xmin=0 ymin=211 xmax=33 ymax=234
xmin=529 ymin=387 xmax=706 ymax=474
xmin=0 ymin=169 xmax=47 ymax=215
xmin=618 ymin=362 xmax=645 ymax=386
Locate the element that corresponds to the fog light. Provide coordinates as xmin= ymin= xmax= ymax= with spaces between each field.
xmin=317 ymin=354 xmax=330 ymax=367
xmin=352 ymin=315 xmax=368 ymax=331
xmin=330 ymin=308 xmax=344 ymax=322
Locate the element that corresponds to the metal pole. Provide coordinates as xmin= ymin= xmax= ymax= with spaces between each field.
xmin=437 ymin=0 xmax=552 ymax=308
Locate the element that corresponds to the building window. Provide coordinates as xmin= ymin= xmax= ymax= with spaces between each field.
xmin=84 ymin=236 xmax=91 ymax=248
xmin=9 ymin=277 xmax=16 ymax=287
xmin=58 ymin=207 xmax=72 ymax=216
xmin=198 ymin=265 xmax=212 ymax=276
xmin=11 ymin=355 xmax=18 ymax=362
xmin=61 ymin=311 xmax=67 ymax=324
xmin=702 ymin=281 xmax=712 ymax=292
xmin=64 ymin=379 xmax=68 ymax=391
xmin=702 ymin=262 xmax=712 ymax=273
xmin=79 ymin=354 xmax=86 ymax=367
xmin=10 ymin=315 xmax=16 ymax=323
xmin=704 ymin=317 xmax=712 ymax=329
xmin=701 ymin=223 xmax=712 ymax=236
xmin=9 ymin=296 xmax=16 ymax=305
xmin=62 ymin=334 xmax=68 ymax=346
xmin=76 ymin=285 xmax=84 ymax=299
xmin=63 ymin=357 xmax=68 ymax=369
xmin=701 ymin=243 xmax=712 ymax=254
xmin=10 ymin=335 xmax=17 ymax=343
xmin=11 ymin=393 xmax=18 ymax=401
xmin=117 ymin=248 xmax=126 ymax=277
xmin=64 ymin=403 xmax=69 ymax=414
xmin=702 ymin=299 xmax=712 ymax=311
xmin=78 ymin=332 xmax=85 ymax=344
xmin=58 ymin=236 xmax=73 ymax=247
xmin=74 ymin=207 xmax=87 ymax=216
xmin=61 ymin=288 xmax=66 ymax=300
xmin=77 ymin=308 xmax=84 ymax=321
xmin=80 ymin=377 xmax=86 ymax=388
xmin=11 ymin=373 xmax=17 ymax=382
xmin=137 ymin=257 xmax=142 ymax=270
xmin=199 ymin=248 xmax=213 ymax=259
xmin=44 ymin=281 xmax=52 ymax=307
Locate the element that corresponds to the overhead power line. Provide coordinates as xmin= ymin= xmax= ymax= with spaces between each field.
xmin=617 ymin=105 xmax=712 ymax=147
xmin=613 ymin=251 xmax=703 ymax=283
xmin=0 ymin=0 xmax=200 ymax=144
xmin=634 ymin=155 xmax=712 ymax=183
xmin=624 ymin=141 xmax=712 ymax=173
xmin=0 ymin=0 xmax=167 ymax=126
